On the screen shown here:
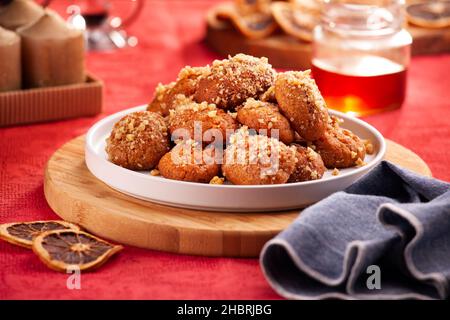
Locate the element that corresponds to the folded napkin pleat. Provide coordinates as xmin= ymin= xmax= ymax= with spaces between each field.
xmin=260 ymin=161 xmax=450 ymax=299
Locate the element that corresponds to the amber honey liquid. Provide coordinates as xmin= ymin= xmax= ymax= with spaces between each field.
xmin=312 ymin=56 xmax=407 ymax=116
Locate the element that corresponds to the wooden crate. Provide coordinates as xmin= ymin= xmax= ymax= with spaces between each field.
xmin=0 ymin=73 xmax=103 ymax=127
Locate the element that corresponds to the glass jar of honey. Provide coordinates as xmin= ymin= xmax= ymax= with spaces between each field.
xmin=312 ymin=0 xmax=412 ymax=116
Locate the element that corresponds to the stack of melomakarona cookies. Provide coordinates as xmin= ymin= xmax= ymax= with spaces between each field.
xmin=106 ymin=53 xmax=371 ymax=185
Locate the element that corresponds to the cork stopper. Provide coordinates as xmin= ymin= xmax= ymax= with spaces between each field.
xmin=0 ymin=25 xmax=20 ymax=45
xmin=0 ymin=0 xmax=44 ymax=31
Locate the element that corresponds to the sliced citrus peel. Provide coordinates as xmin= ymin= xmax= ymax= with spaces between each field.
xmin=207 ymin=3 xmax=233 ymax=30
xmin=406 ymin=1 xmax=450 ymax=28
xmin=271 ymin=2 xmax=318 ymax=42
xmin=0 ymin=220 xmax=80 ymax=249
xmin=235 ymin=0 xmax=272 ymax=15
xmin=290 ymin=0 xmax=322 ymax=16
xmin=212 ymin=2 xmax=278 ymax=39
xmin=32 ymin=230 xmax=123 ymax=272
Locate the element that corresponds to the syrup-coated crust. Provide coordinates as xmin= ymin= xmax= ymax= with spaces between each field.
xmin=222 ymin=127 xmax=297 ymax=185
xmin=148 ymin=66 xmax=210 ymax=116
xmin=313 ymin=125 xmax=366 ymax=169
xmin=158 ymin=141 xmax=220 ymax=183
xmin=194 ymin=54 xmax=275 ymax=110
xmin=237 ymin=98 xmax=295 ymax=144
xmin=288 ymin=144 xmax=325 ymax=183
xmin=275 ymin=70 xmax=328 ymax=141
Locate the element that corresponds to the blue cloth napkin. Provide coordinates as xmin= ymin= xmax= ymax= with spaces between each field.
xmin=260 ymin=161 xmax=450 ymax=299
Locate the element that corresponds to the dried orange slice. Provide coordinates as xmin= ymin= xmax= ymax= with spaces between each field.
xmin=32 ymin=230 xmax=123 ymax=272
xmin=290 ymin=0 xmax=322 ymax=15
xmin=213 ymin=2 xmax=278 ymax=39
xmin=407 ymin=1 xmax=450 ymax=28
xmin=271 ymin=2 xmax=317 ymax=42
xmin=235 ymin=0 xmax=272 ymax=15
xmin=207 ymin=3 xmax=233 ymax=30
xmin=0 ymin=220 xmax=80 ymax=249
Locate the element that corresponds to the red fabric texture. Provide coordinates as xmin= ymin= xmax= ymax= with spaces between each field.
xmin=1 ymin=0 xmax=450 ymax=299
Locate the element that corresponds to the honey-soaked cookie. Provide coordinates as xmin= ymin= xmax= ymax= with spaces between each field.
xmin=168 ymin=100 xmax=238 ymax=144
xmin=106 ymin=111 xmax=170 ymax=170
xmin=158 ymin=140 xmax=220 ymax=183
xmin=194 ymin=54 xmax=276 ymax=110
xmin=169 ymin=101 xmax=237 ymax=143
xmin=288 ymin=144 xmax=325 ymax=183
xmin=147 ymin=66 xmax=210 ymax=116
xmin=222 ymin=127 xmax=297 ymax=185
xmin=312 ymin=125 xmax=366 ymax=169
xmin=275 ymin=70 xmax=329 ymax=141
xmin=147 ymin=81 xmax=175 ymax=115
xmin=236 ymin=98 xmax=295 ymax=144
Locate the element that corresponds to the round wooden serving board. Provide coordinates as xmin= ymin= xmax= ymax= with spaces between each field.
xmin=44 ymin=135 xmax=431 ymax=258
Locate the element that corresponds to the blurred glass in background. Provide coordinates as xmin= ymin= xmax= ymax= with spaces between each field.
xmin=43 ymin=0 xmax=143 ymax=51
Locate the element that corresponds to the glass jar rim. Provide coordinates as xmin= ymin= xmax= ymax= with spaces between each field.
xmin=321 ymin=0 xmax=405 ymax=37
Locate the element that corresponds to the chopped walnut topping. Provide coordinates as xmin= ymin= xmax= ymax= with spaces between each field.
xmin=278 ymin=70 xmax=327 ymax=111
xmin=260 ymin=86 xmax=275 ymax=102
xmin=207 ymin=110 xmax=217 ymax=118
xmin=306 ymin=147 xmax=317 ymax=161
xmin=228 ymin=111 xmax=238 ymax=119
xmin=153 ymin=82 xmax=175 ymax=103
xmin=199 ymin=54 xmax=275 ymax=109
xmin=177 ymin=65 xmax=210 ymax=81
xmin=150 ymin=169 xmax=160 ymax=176
xmin=307 ymin=142 xmax=316 ymax=150
xmin=364 ymin=139 xmax=374 ymax=155
xmin=355 ymin=158 xmax=366 ymax=167
xmin=209 ymin=176 xmax=225 ymax=185
xmin=172 ymin=100 xmax=216 ymax=114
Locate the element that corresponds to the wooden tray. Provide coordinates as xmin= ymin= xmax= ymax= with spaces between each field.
xmin=205 ymin=23 xmax=450 ymax=70
xmin=44 ymin=135 xmax=431 ymax=258
xmin=0 ymin=74 xmax=103 ymax=127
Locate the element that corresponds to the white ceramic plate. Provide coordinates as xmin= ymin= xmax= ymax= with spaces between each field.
xmin=85 ymin=105 xmax=386 ymax=212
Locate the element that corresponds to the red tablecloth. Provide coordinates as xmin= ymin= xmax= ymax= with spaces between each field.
xmin=1 ymin=1 xmax=450 ymax=300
